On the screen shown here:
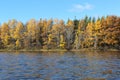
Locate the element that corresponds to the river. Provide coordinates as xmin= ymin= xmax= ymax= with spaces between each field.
xmin=0 ymin=51 xmax=120 ymax=80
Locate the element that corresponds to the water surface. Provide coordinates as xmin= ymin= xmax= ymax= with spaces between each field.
xmin=0 ymin=51 xmax=120 ymax=80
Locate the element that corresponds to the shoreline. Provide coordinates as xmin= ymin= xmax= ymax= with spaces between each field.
xmin=0 ymin=48 xmax=120 ymax=52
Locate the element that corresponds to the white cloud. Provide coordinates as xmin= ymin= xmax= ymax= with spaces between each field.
xmin=69 ymin=3 xmax=93 ymax=12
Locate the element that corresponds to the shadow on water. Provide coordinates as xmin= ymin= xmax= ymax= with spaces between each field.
xmin=0 ymin=51 xmax=120 ymax=80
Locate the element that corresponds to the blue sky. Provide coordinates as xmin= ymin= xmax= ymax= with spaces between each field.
xmin=0 ymin=0 xmax=120 ymax=23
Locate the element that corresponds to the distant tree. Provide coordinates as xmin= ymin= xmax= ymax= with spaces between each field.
xmin=93 ymin=19 xmax=102 ymax=49
xmin=0 ymin=26 xmax=4 ymax=48
xmin=14 ymin=22 xmax=24 ymax=49
xmin=0 ymin=15 xmax=120 ymax=50
xmin=42 ymin=19 xmax=53 ymax=49
xmin=99 ymin=16 xmax=107 ymax=48
xmin=65 ymin=19 xmax=74 ymax=50
xmin=8 ymin=19 xmax=17 ymax=38
xmin=103 ymin=16 xmax=120 ymax=48
xmin=25 ymin=19 xmax=37 ymax=48
xmin=0 ymin=23 xmax=10 ymax=48
xmin=74 ymin=29 xmax=84 ymax=49
xmin=73 ymin=17 xmax=79 ymax=30
xmin=50 ymin=19 xmax=65 ymax=49
xmin=85 ymin=22 xmax=94 ymax=48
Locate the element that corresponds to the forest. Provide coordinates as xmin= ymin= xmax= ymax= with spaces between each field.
xmin=0 ymin=15 xmax=120 ymax=50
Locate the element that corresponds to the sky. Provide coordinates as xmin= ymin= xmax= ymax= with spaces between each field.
xmin=0 ymin=0 xmax=120 ymax=24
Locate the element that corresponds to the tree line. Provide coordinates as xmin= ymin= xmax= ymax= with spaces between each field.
xmin=0 ymin=15 xmax=120 ymax=50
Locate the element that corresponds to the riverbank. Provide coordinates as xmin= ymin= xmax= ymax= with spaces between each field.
xmin=0 ymin=48 xmax=120 ymax=52
xmin=0 ymin=49 xmax=67 ymax=52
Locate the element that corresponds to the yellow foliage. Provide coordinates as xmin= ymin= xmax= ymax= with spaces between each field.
xmin=16 ymin=39 xmax=21 ymax=48
xmin=3 ymin=35 xmax=10 ymax=46
xmin=13 ymin=22 xmax=24 ymax=40
xmin=1 ymin=23 xmax=10 ymax=46
xmin=60 ymin=43 xmax=65 ymax=48
xmin=48 ymin=34 xmax=52 ymax=43
xmin=60 ymin=35 xmax=65 ymax=48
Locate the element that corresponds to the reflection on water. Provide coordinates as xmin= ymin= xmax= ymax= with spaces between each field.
xmin=0 ymin=51 xmax=120 ymax=80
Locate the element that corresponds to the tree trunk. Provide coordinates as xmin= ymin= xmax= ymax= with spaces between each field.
xmin=67 ymin=39 xmax=70 ymax=50
xmin=94 ymin=36 xmax=98 ymax=49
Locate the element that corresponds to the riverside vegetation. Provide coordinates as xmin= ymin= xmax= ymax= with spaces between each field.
xmin=0 ymin=15 xmax=120 ymax=51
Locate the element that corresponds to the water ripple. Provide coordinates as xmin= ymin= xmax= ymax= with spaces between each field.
xmin=0 ymin=51 xmax=120 ymax=80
